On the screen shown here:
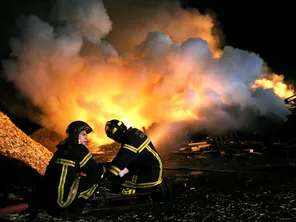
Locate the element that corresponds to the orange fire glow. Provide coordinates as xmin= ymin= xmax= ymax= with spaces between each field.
xmin=251 ymin=73 xmax=295 ymax=99
xmin=3 ymin=1 xmax=295 ymax=152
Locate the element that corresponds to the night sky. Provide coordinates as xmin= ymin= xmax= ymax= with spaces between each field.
xmin=0 ymin=0 xmax=294 ymax=133
xmin=183 ymin=0 xmax=295 ymax=81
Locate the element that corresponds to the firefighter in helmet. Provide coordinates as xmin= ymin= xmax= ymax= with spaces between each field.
xmin=103 ymin=119 xmax=164 ymax=196
xmin=31 ymin=120 xmax=104 ymax=218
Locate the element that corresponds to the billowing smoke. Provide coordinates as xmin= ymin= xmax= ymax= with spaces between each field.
xmin=1 ymin=0 xmax=293 ymax=150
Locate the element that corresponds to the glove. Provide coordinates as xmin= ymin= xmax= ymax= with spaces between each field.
xmin=119 ymin=168 xmax=129 ymax=177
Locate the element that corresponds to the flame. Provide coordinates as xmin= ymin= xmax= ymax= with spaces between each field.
xmin=251 ymin=73 xmax=295 ymax=99
xmin=2 ymin=1 xmax=295 ymax=153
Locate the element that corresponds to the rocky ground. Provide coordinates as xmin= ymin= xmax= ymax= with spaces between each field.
xmin=1 ymin=152 xmax=296 ymax=222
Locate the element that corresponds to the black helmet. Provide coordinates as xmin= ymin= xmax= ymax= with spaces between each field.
xmin=105 ymin=119 xmax=127 ymax=143
xmin=66 ymin=120 xmax=93 ymax=136
xmin=56 ymin=120 xmax=93 ymax=149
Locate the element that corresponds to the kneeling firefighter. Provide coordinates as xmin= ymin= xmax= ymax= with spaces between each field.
xmin=102 ymin=119 xmax=171 ymax=200
xmin=29 ymin=121 xmax=105 ymax=217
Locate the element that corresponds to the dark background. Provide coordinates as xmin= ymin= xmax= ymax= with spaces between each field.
xmin=0 ymin=0 xmax=294 ymax=133
xmin=183 ymin=0 xmax=294 ymax=80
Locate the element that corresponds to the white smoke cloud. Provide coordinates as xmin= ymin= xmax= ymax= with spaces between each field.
xmin=0 ymin=0 xmax=292 ymax=150
xmin=102 ymin=0 xmax=222 ymax=55
xmin=50 ymin=0 xmax=112 ymax=43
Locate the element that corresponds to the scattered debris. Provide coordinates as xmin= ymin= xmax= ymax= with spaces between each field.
xmin=173 ymin=131 xmax=294 ymax=159
xmin=2 ymin=171 xmax=296 ymax=221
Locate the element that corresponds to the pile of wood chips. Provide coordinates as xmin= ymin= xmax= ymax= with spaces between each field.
xmin=0 ymin=112 xmax=53 ymax=175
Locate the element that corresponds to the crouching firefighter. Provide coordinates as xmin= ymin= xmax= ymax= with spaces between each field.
xmin=102 ymin=119 xmax=172 ymax=201
xmin=28 ymin=121 xmax=105 ymax=218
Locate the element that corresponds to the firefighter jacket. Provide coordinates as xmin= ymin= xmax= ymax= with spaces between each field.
xmin=42 ymin=142 xmax=102 ymax=208
xmin=106 ymin=127 xmax=163 ymax=190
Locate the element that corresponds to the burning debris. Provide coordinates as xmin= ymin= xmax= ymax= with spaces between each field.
xmin=178 ymin=141 xmax=212 ymax=153
xmin=175 ymin=132 xmax=265 ymax=157
xmin=173 ymin=91 xmax=296 ymax=159
xmin=0 ymin=112 xmax=52 ymax=175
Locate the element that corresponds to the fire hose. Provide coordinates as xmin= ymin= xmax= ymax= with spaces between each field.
xmin=0 ymin=203 xmax=29 ymax=217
